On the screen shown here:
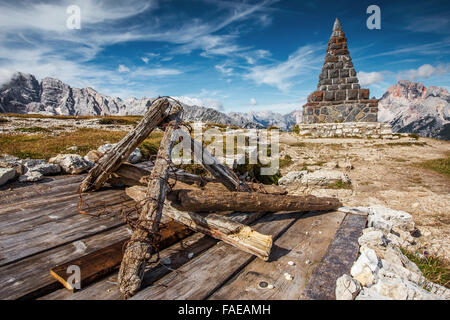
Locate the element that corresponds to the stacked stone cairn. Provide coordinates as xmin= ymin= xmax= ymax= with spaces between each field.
xmin=302 ymin=18 xmax=378 ymax=124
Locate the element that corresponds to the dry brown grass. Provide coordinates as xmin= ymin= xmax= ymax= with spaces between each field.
xmin=0 ymin=128 xmax=163 ymax=160
xmin=1 ymin=113 xmax=143 ymax=122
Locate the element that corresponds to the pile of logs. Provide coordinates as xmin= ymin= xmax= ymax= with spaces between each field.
xmin=78 ymin=97 xmax=342 ymax=299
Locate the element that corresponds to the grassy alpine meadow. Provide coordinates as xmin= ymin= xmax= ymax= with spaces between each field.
xmin=0 ymin=128 xmax=163 ymax=160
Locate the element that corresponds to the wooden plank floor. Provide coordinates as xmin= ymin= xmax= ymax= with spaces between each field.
xmin=0 ymin=170 xmax=365 ymax=300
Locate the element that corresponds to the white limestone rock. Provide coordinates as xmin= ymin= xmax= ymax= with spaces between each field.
xmin=300 ymin=169 xmax=351 ymax=187
xmin=350 ymin=247 xmax=380 ymax=287
xmin=49 ymin=154 xmax=93 ymax=174
xmin=371 ymin=278 xmax=441 ymax=300
xmin=358 ymin=228 xmax=388 ymax=249
xmin=278 ymin=171 xmax=308 ymax=186
xmin=336 ymin=274 xmax=361 ymax=300
xmin=21 ymin=159 xmax=61 ymax=176
xmin=355 ymin=287 xmax=392 ymax=300
xmin=19 ymin=170 xmax=44 ymax=182
xmin=0 ymin=167 xmax=17 ymax=186
xmin=368 ymin=206 xmax=415 ymax=232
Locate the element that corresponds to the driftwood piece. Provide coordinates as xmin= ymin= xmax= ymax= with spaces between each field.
xmin=79 ymin=98 xmax=171 ymax=192
xmin=173 ymin=190 xmax=342 ymax=213
xmin=126 ymin=186 xmax=273 ymax=261
xmin=118 ymin=105 xmax=181 ymax=299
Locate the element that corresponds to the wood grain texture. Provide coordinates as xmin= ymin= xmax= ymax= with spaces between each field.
xmin=209 ymin=211 xmax=346 ymax=300
xmin=118 ymin=105 xmax=182 ymax=298
xmin=79 ymin=98 xmax=171 ymax=192
xmin=49 ymin=220 xmax=192 ymax=291
xmin=126 ymin=186 xmax=273 ymax=261
xmin=130 ymin=211 xmax=301 ymax=300
xmin=301 ymin=213 xmax=367 ymax=300
xmin=174 ymin=190 xmax=342 ymax=213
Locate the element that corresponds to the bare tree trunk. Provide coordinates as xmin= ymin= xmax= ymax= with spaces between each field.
xmin=173 ymin=190 xmax=342 ymax=213
xmin=126 ymin=186 xmax=273 ymax=261
xmin=118 ymin=105 xmax=181 ymax=299
xmin=79 ymin=98 xmax=171 ymax=193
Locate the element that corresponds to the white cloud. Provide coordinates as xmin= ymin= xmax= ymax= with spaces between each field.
xmin=141 ymin=57 xmax=149 ymax=64
xmin=249 ymin=98 xmax=257 ymax=105
xmin=174 ymin=96 xmax=224 ymax=111
xmin=118 ymin=64 xmax=130 ymax=73
xmin=245 ymin=45 xmax=322 ymax=92
xmin=0 ymin=69 xmax=14 ymax=86
xmin=215 ymin=64 xmax=234 ymax=75
xmin=358 ymin=71 xmax=384 ymax=86
xmin=398 ymin=64 xmax=450 ymax=80
xmin=133 ymin=67 xmax=182 ymax=77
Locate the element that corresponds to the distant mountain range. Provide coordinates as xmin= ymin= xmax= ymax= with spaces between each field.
xmin=1 ymin=73 xmax=449 ymax=138
xmin=0 ymin=72 xmax=300 ymax=130
xmin=378 ymin=80 xmax=449 ymax=140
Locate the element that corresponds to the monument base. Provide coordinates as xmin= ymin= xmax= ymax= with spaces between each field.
xmin=295 ymin=122 xmax=395 ymax=139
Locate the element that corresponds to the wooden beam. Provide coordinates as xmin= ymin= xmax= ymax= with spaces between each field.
xmin=49 ymin=220 xmax=192 ymax=291
xmin=79 ymin=98 xmax=171 ymax=193
xmin=118 ymin=105 xmax=182 ymax=299
xmin=126 ymin=186 xmax=273 ymax=261
xmin=173 ymin=190 xmax=342 ymax=213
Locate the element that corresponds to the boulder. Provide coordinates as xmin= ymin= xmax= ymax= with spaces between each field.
xmin=336 ymin=274 xmax=361 ymax=300
xmin=278 ymin=171 xmax=308 ymax=186
xmin=84 ymin=150 xmax=103 ymax=163
xmin=338 ymin=160 xmax=353 ymax=170
xmin=49 ymin=154 xmax=93 ymax=174
xmin=300 ymin=169 xmax=351 ymax=187
xmin=0 ymin=167 xmax=17 ymax=186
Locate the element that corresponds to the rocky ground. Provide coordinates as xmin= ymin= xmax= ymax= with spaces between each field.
xmin=279 ymin=133 xmax=450 ymax=263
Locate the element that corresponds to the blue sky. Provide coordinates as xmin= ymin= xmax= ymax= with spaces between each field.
xmin=0 ymin=0 xmax=449 ymax=114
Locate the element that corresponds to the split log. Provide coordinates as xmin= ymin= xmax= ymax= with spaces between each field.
xmin=118 ymin=105 xmax=181 ymax=299
xmin=126 ymin=186 xmax=273 ymax=261
xmin=79 ymin=98 xmax=172 ymax=193
xmin=173 ymin=190 xmax=342 ymax=213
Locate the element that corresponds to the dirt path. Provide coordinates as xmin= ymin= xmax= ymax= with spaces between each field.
xmin=279 ymin=133 xmax=450 ymax=262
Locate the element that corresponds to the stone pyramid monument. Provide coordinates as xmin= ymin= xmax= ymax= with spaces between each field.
xmin=302 ymin=18 xmax=378 ymax=124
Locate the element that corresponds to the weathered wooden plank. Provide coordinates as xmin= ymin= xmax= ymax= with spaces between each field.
xmin=130 ymin=211 xmax=302 ymax=300
xmin=40 ymin=233 xmax=217 ymax=300
xmin=0 ymin=175 xmax=84 ymax=206
xmin=209 ymin=211 xmax=346 ymax=300
xmin=301 ymin=213 xmax=367 ymax=300
xmin=79 ymin=98 xmax=171 ymax=192
xmin=0 ymin=225 xmax=132 ymax=300
xmin=118 ymin=105 xmax=182 ymax=298
xmin=49 ymin=220 xmax=192 ymax=291
xmin=0 ymin=197 xmax=135 ymax=267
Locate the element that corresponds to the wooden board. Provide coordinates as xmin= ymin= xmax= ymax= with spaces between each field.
xmin=130 ymin=211 xmax=303 ymax=300
xmin=0 ymin=190 xmax=134 ymax=266
xmin=49 ymin=220 xmax=192 ymax=291
xmin=209 ymin=211 xmax=346 ymax=300
xmin=40 ymin=233 xmax=218 ymax=300
xmin=0 ymin=225 xmax=131 ymax=300
xmin=301 ymin=213 xmax=367 ymax=300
